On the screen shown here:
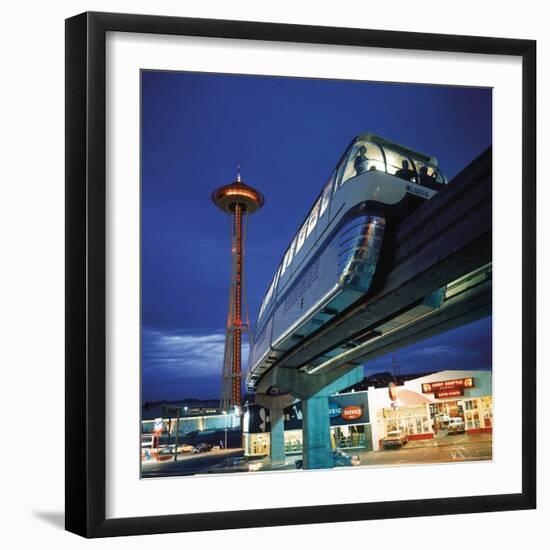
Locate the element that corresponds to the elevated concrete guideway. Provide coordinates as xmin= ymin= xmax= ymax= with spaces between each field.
xmin=261 ymin=147 xmax=492 ymax=377
xmin=254 ymin=147 xmax=492 ymax=469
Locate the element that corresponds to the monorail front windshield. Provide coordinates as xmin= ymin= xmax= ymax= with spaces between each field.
xmin=340 ymin=139 xmax=446 ymax=191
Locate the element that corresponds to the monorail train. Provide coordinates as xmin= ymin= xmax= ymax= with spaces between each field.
xmin=246 ymin=133 xmax=447 ymax=392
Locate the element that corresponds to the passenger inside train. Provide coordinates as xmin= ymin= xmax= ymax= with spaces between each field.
xmin=346 ymin=139 xmax=446 ymax=191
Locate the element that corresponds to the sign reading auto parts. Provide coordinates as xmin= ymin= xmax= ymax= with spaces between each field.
xmin=421 ymin=377 xmax=475 ymax=398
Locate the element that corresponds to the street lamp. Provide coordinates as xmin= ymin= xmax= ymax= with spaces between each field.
xmin=222 ymin=411 xmax=228 ymax=450
xmin=174 ymin=408 xmax=180 ymax=462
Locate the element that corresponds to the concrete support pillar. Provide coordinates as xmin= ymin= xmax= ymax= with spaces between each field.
xmin=270 ymin=408 xmax=286 ymax=465
xmin=303 ymin=395 xmax=333 ymax=469
xmin=256 ymin=364 xmax=363 ymax=470
xmin=254 ymin=393 xmax=297 ymax=468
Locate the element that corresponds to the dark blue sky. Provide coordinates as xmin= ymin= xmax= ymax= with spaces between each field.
xmin=141 ymin=70 xmax=492 ymax=402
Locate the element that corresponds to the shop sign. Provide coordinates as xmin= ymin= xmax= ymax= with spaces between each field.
xmin=328 ymin=402 xmax=342 ymax=418
xmin=421 ymin=377 xmax=474 ymax=398
xmin=435 ymin=389 xmax=464 ymax=399
xmin=341 ymin=406 xmax=363 ymax=421
xmin=244 ymin=392 xmax=369 ymax=433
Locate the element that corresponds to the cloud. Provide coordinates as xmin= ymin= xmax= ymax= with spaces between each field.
xmin=363 ymin=316 xmax=493 ymax=376
xmin=142 ymin=327 xmax=250 ymax=378
xmin=412 ymin=345 xmax=457 ymax=356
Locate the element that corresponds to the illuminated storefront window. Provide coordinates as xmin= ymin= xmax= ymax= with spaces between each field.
xmin=332 ymin=425 xmax=369 ymax=449
xmin=244 ymin=433 xmax=269 ymax=456
xmin=244 ymin=424 xmax=372 ymax=456
xmin=284 ymin=430 xmax=303 ymax=453
xmin=381 ymin=404 xmax=432 ymax=437
xmin=481 ymin=396 xmax=493 ymax=428
xmin=463 ymin=398 xmax=481 ymax=430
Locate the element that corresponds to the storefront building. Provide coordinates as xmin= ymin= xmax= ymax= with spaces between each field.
xmin=243 ymin=390 xmax=372 ymax=457
xmin=368 ymin=370 xmax=492 ymax=450
xmin=142 ymin=410 xmax=240 ymax=436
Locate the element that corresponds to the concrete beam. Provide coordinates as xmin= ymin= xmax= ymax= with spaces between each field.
xmin=305 ymin=276 xmax=492 ymax=374
xmin=358 ymin=279 xmax=492 ymax=365
xmin=260 ymin=364 xmax=363 ymax=400
xmin=254 ymin=393 xmax=297 ymax=410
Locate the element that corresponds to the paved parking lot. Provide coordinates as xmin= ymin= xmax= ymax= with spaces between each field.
xmin=358 ymin=432 xmax=492 ymax=466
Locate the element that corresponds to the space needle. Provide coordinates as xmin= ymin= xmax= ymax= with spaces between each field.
xmin=212 ymin=168 xmax=264 ymax=413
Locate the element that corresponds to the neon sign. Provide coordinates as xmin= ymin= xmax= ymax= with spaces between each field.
xmin=341 ymin=406 xmax=363 ymax=421
xmin=421 ymin=377 xmax=475 ymax=398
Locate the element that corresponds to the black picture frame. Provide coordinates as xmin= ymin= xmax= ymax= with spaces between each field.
xmin=65 ymin=11 xmax=536 ymax=538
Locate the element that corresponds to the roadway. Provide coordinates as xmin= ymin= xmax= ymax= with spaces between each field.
xmin=141 ymin=448 xmax=243 ymax=478
xmin=141 ymin=433 xmax=492 ymax=477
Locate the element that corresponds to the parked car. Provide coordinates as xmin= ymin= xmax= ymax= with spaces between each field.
xmin=157 ymin=443 xmax=194 ymax=456
xmin=448 ymin=417 xmax=466 ymax=435
xmin=333 ymin=449 xmax=361 ymax=466
xmin=381 ymin=430 xmax=409 ymax=449
xmin=295 ymin=450 xmax=360 ymax=469
xmin=156 ymin=446 xmax=175 ymax=461
xmin=439 ymin=414 xmax=451 ymax=428
xmin=157 ymin=445 xmax=174 ymax=456
xmin=192 ymin=442 xmax=213 ymax=453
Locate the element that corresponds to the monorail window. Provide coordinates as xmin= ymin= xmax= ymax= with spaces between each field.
xmin=273 ymin=265 xmax=281 ymax=288
xmin=259 ymin=281 xmax=274 ymax=318
xmin=259 ymin=267 xmax=281 ymax=319
xmin=319 ymin=174 xmax=334 ymax=218
xmin=383 ymin=148 xmax=417 ymax=182
xmin=413 ymin=159 xmax=445 ymax=190
xmin=296 ymin=221 xmax=308 ymax=253
xmin=334 ymin=143 xmax=355 ymax=194
xmin=306 ymin=199 xmax=321 ymax=238
xmin=282 ymin=237 xmax=297 ymax=274
xmin=266 ymin=279 xmax=275 ymax=303
xmin=340 ymin=141 xmax=385 ymax=186
xmin=259 ymin=286 xmax=270 ymax=319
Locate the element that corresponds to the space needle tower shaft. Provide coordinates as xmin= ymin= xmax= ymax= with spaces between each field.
xmin=212 ymin=169 xmax=264 ymax=412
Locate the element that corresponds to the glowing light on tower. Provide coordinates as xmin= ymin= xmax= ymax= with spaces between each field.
xmin=212 ymin=168 xmax=264 ymax=413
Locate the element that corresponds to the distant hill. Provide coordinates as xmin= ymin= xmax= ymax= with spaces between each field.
xmin=343 ymin=371 xmax=434 ymax=392
xmin=143 ymin=373 xmax=434 ymax=414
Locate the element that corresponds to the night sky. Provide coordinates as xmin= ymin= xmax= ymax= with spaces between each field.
xmin=141 ymin=70 xmax=492 ymax=402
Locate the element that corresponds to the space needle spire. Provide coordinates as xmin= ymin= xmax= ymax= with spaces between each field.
xmin=212 ymin=169 xmax=264 ymax=413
